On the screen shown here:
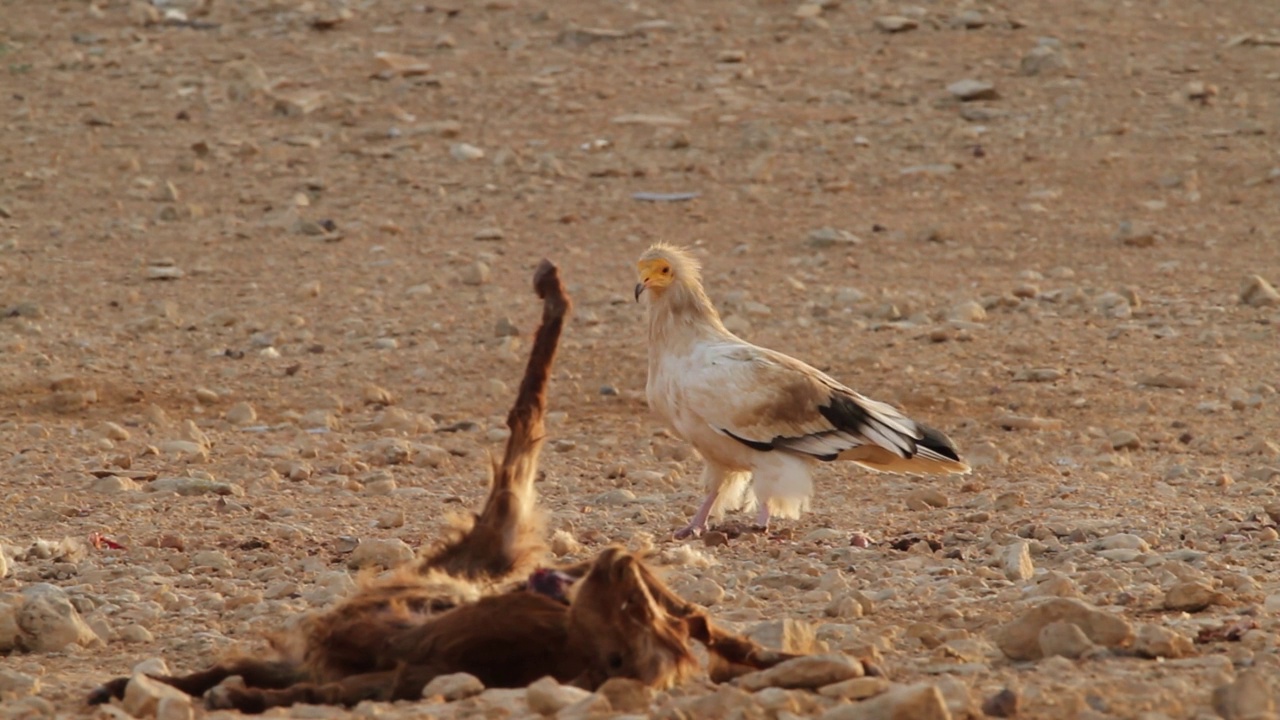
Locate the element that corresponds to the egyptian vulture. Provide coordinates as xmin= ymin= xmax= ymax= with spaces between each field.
xmin=635 ymin=243 xmax=970 ymax=539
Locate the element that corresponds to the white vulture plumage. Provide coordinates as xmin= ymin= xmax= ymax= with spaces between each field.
xmin=635 ymin=243 xmax=971 ymax=539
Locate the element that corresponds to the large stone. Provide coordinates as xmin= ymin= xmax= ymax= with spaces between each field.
xmin=1213 ymin=670 xmax=1275 ymax=720
xmin=820 ymin=682 xmax=951 ymax=720
xmin=123 ymin=674 xmax=193 ymax=719
xmin=16 ymin=586 xmax=101 ymax=652
xmin=1037 ymin=620 xmax=1096 ymax=659
xmin=746 ymin=619 xmax=817 ymax=653
xmin=348 ymin=538 xmax=415 ymax=570
xmin=992 ymin=598 xmax=1133 ymax=661
xmin=1132 ymin=623 xmax=1194 ymax=659
xmin=526 ymin=676 xmax=592 ymax=715
xmin=1241 ymin=275 xmax=1280 ymax=307
xmin=1163 ymin=581 xmax=1225 ymax=612
xmin=739 ymin=654 xmax=864 ymax=691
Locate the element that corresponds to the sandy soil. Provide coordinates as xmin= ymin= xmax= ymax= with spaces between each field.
xmin=2 ymin=0 xmax=1280 ymax=718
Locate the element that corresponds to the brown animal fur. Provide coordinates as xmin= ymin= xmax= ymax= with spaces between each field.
xmin=87 ymin=260 xmax=797 ymax=714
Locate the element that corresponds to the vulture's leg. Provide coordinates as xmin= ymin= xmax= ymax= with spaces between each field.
xmin=675 ymin=491 xmax=719 ymax=539
xmin=753 ymin=504 xmax=771 ymax=531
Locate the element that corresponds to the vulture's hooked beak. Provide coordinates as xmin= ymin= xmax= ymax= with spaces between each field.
xmin=634 ymin=282 xmax=646 ymax=302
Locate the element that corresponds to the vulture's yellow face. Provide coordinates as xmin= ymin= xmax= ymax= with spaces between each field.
xmin=635 ymin=257 xmax=675 ymax=301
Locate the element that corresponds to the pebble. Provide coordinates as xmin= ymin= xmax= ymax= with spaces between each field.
xmin=1003 ymin=541 xmax=1034 ymax=581
xmin=460 ymin=262 xmax=491 ymax=286
xmin=683 ymin=577 xmax=725 ymax=606
xmin=947 ymin=79 xmax=998 ymax=101
xmin=993 ymin=598 xmax=1133 ymax=661
xmin=450 ymin=143 xmax=485 ymax=161
xmin=1109 ymin=430 xmax=1141 ymax=450
xmin=1132 ymin=623 xmax=1193 ymax=659
xmin=873 ymin=16 xmax=918 ymax=33
xmin=1240 ymin=275 xmax=1280 ymax=307
xmin=224 ymin=402 xmax=256 ymax=426
xmin=819 ymin=676 xmax=891 ymax=700
xmin=99 ymin=421 xmax=131 ymax=441
xmin=147 ymin=477 xmax=241 ymax=497
xmin=422 ymin=672 xmax=484 ymax=701
xmin=348 ymin=538 xmax=414 ymax=570
xmin=1163 ymin=581 xmax=1225 ymax=612
xmin=473 ymin=227 xmax=505 ymax=241
xmin=92 ymin=475 xmax=140 ymax=493
xmin=0 ymin=670 xmax=39 ymax=698
xmin=739 ymin=654 xmax=863 ymax=691
xmin=905 ymin=488 xmax=949 ymax=510
xmin=121 ymin=623 xmax=155 ymax=643
xmin=1020 ymin=45 xmax=1069 ymax=76
xmin=808 ymin=227 xmax=862 ymax=248
xmin=191 ymin=551 xmax=234 ymax=571
xmin=982 ymin=688 xmax=1020 ymax=718
xmin=526 ymin=676 xmax=591 ymax=715
xmin=1037 ymin=620 xmax=1096 ymax=659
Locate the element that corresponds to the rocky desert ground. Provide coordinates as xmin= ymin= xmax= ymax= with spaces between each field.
xmin=2 ymin=0 xmax=1280 ymax=718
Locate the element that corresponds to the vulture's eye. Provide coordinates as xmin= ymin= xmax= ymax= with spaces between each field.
xmin=606 ymin=653 xmax=624 ymax=671
xmin=661 ymin=267 xmax=670 ymax=275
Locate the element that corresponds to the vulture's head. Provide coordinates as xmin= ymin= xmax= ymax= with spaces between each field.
xmin=635 ymin=243 xmax=703 ymax=302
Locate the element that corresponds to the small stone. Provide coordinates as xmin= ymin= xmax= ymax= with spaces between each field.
xmin=373 ymin=51 xmax=431 ymax=78
xmin=947 ymin=79 xmax=998 ymax=101
xmin=1116 ymin=220 xmax=1159 ymax=247
xmin=948 ymin=301 xmax=987 ymax=322
xmin=594 ymin=488 xmax=636 ymax=505
xmin=1003 ymin=541 xmax=1035 ymax=581
xmin=124 ymin=674 xmax=193 ymax=719
xmin=494 ymin=317 xmax=520 ymax=337
xmin=739 ymin=654 xmax=863 ymax=691
xmin=808 ymin=227 xmax=862 ymax=248
xmin=874 ymin=16 xmax=918 ymax=33
xmin=422 ymin=672 xmax=484 ymax=701
xmin=450 ymin=143 xmax=485 ymax=161
xmin=1132 ymin=623 xmax=1193 ymax=659
xmin=1109 ymin=430 xmax=1141 ymax=450
xmin=905 ymin=488 xmax=949 ymax=510
xmin=951 ymin=10 xmax=986 ymax=28
xmin=194 ymin=387 xmax=219 ymax=404
xmin=526 ymin=676 xmax=591 ymax=715
xmin=191 ymin=550 xmax=234 ymax=570
xmin=818 ymin=676 xmax=890 ymax=701
xmin=146 ymin=266 xmax=184 ymax=280
xmin=684 ymin=578 xmax=725 ymax=607
xmin=121 ymin=623 xmax=154 ymax=643
xmin=224 ymin=402 xmax=256 ymax=426
xmin=982 ymin=689 xmax=1020 ymax=718
xmin=99 ymin=421 xmax=131 ymax=441
xmin=1213 ymin=670 xmax=1275 ymax=720
xmin=92 ymin=475 xmax=140 ymax=493
xmin=0 ymin=669 xmax=39 ymax=698
xmin=1163 ymin=581 xmax=1225 ymax=612
xmin=1037 ymin=620 xmax=1096 ymax=659
xmin=1240 ymin=275 xmax=1280 ymax=307
xmin=473 ymin=227 xmax=505 ymax=241
xmin=549 ymin=530 xmax=582 ymax=557
xmin=147 ymin=477 xmax=240 ymax=497
xmin=362 ymin=384 xmax=394 ymax=405
xmin=1020 ymin=45 xmax=1069 ymax=76
xmin=348 ymin=538 xmax=415 ymax=570
xmin=819 ymin=682 xmax=950 ymax=720
xmin=747 ymin=619 xmax=816 ymax=654
xmin=460 ymin=262 xmax=491 ymax=286
xmin=993 ymin=598 xmax=1134 ymax=661
xmin=597 ymin=677 xmax=650 ymax=713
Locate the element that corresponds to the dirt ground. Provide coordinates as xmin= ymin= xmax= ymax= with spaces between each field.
xmin=2 ymin=0 xmax=1280 ymax=718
